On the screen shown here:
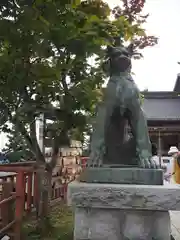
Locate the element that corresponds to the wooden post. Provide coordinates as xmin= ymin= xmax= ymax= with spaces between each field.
xmin=33 ymin=171 xmax=37 ymax=207
xmin=1 ymin=182 xmax=14 ymax=229
xmin=14 ymin=171 xmax=25 ymax=240
xmin=26 ymin=173 xmax=33 ymax=213
xmin=177 ymin=134 xmax=180 ymax=150
xmin=158 ymin=130 xmax=162 ymax=167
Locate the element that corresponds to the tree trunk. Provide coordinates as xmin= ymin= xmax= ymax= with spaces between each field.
xmin=14 ymin=115 xmax=58 ymax=219
xmin=30 ymin=119 xmax=52 ymax=219
xmin=35 ymin=164 xmax=52 ymax=219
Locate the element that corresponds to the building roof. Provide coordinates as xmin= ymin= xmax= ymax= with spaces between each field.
xmin=140 ymin=74 xmax=180 ymax=121
xmin=174 ymin=74 xmax=180 ymax=91
xmin=141 ymin=91 xmax=180 ymax=99
xmin=142 ymin=91 xmax=180 ymax=121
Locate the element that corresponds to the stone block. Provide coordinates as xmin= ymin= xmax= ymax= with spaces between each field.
xmin=68 ymin=181 xmax=175 ymax=240
xmin=73 ymin=208 xmax=170 ymax=240
xmin=123 ymin=210 xmax=170 ymax=240
xmin=79 ymin=167 xmax=163 ymax=185
xmin=68 ymin=181 xmax=180 ymax=211
xmin=74 ymin=208 xmax=121 ymax=240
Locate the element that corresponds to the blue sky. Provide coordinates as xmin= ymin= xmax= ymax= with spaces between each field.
xmin=108 ymin=0 xmax=180 ymax=91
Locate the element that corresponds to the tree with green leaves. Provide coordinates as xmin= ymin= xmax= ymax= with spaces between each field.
xmin=2 ymin=124 xmax=33 ymax=162
xmin=0 ymin=0 xmax=157 ymax=217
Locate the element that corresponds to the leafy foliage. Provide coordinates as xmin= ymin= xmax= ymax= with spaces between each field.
xmin=2 ymin=125 xmax=34 ymax=161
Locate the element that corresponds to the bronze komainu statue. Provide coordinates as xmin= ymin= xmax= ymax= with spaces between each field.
xmin=88 ymin=43 xmax=157 ymax=169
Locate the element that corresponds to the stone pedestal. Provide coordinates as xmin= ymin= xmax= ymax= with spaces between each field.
xmin=68 ymin=181 xmax=180 ymax=240
xmin=80 ymin=167 xmax=163 ymax=185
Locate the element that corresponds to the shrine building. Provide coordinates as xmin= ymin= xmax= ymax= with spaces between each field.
xmin=141 ymin=74 xmax=180 ymax=156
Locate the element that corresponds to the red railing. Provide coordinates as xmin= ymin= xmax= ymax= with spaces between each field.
xmin=0 ymin=181 xmax=16 ymax=239
xmin=0 ymin=163 xmax=35 ymax=239
xmin=0 ymin=172 xmax=24 ymax=239
xmin=0 ymin=157 xmax=89 ymax=238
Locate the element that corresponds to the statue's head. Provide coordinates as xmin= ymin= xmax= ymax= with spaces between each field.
xmin=106 ymin=44 xmax=133 ymax=74
xmin=103 ymin=39 xmax=134 ymax=75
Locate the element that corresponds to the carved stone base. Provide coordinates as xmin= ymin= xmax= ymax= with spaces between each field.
xmin=74 ymin=208 xmax=170 ymax=240
xmin=79 ymin=167 xmax=163 ymax=185
xmin=68 ymin=181 xmax=180 ymax=240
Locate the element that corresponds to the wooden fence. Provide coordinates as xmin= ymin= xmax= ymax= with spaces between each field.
xmin=0 ymin=171 xmax=24 ymax=239
xmin=0 ymin=157 xmax=89 ymax=239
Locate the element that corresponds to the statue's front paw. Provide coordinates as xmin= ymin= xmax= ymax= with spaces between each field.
xmin=149 ymin=158 xmax=160 ymax=169
xmin=139 ymin=158 xmax=159 ymax=169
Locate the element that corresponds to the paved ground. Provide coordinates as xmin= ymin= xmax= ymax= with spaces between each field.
xmin=164 ymin=180 xmax=180 ymax=239
xmin=171 ymin=211 xmax=180 ymax=239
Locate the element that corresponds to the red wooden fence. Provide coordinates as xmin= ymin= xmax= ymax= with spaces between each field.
xmin=0 ymin=157 xmax=89 ymax=239
xmin=0 ymin=163 xmax=34 ymax=239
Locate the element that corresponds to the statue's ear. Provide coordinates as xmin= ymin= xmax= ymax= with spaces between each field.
xmin=127 ymin=43 xmax=134 ymax=55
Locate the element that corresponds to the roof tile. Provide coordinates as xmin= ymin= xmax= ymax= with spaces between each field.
xmin=142 ymin=98 xmax=180 ymax=120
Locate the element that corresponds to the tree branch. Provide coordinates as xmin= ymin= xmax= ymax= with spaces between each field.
xmin=29 ymin=117 xmax=45 ymax=164
xmin=55 ymin=46 xmax=71 ymax=104
xmin=46 ymin=136 xmax=59 ymax=171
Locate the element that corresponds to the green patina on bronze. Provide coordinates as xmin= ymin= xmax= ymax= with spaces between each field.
xmin=82 ymin=41 xmax=162 ymax=184
xmin=80 ymin=168 xmax=163 ymax=185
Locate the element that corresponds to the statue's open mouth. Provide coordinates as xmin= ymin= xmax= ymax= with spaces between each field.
xmin=117 ymin=56 xmax=131 ymax=72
